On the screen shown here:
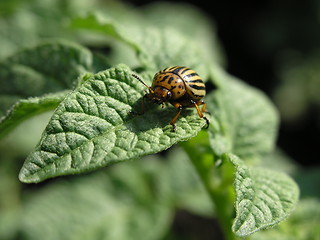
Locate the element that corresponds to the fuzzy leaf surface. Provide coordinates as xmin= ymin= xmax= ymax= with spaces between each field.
xmin=251 ymin=198 xmax=320 ymax=240
xmin=224 ymin=154 xmax=299 ymax=237
xmin=19 ymin=65 xmax=207 ymax=183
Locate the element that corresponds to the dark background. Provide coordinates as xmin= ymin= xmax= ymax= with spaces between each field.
xmin=129 ymin=0 xmax=320 ymax=167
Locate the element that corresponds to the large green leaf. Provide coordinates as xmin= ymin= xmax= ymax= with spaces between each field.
xmin=19 ymin=64 xmax=207 ymax=183
xmin=224 ymin=154 xmax=299 ymax=237
xmin=207 ymin=69 xmax=279 ymax=162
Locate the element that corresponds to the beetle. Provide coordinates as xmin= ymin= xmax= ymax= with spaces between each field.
xmin=132 ymin=66 xmax=209 ymax=131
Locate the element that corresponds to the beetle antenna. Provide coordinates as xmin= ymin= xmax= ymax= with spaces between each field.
xmin=132 ymin=74 xmax=154 ymax=93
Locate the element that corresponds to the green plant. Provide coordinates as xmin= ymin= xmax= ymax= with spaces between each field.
xmin=1 ymin=1 xmax=318 ymax=240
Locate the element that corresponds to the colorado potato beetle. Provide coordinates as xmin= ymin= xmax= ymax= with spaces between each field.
xmin=132 ymin=66 xmax=209 ymax=131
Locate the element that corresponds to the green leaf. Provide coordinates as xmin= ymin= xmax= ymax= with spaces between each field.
xmin=0 ymin=62 xmax=55 ymax=118
xmin=251 ymin=198 xmax=320 ymax=240
xmin=223 ymin=153 xmax=299 ymax=237
xmin=141 ymin=2 xmax=225 ymax=67
xmin=273 ymin=51 xmax=320 ymax=121
xmin=19 ymin=64 xmax=207 ymax=183
xmin=259 ymin=148 xmax=298 ymax=175
xmin=0 ymin=91 xmax=69 ymax=138
xmin=207 ymin=69 xmax=279 ymax=162
xmin=0 ymin=111 xmax=55 ymax=157
xmin=0 ymin=40 xmax=93 ymax=137
xmin=0 ymin=0 xmax=100 ymax=59
xmin=293 ymin=167 xmax=320 ymax=198
xmin=21 ymin=159 xmax=172 ymax=240
xmin=0 ymin=152 xmax=22 ymax=240
xmin=72 ymin=7 xmax=220 ymax=79
xmin=6 ymin=40 xmax=92 ymax=89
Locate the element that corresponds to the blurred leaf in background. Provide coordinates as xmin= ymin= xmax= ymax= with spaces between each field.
xmin=0 ymin=0 xmax=107 ymax=59
xmin=71 ymin=1 xmax=224 ymax=79
xmin=0 ymin=40 xmax=94 ymax=137
xmin=0 ymin=112 xmax=53 ymax=240
xmin=19 ymin=158 xmax=173 ymax=240
xmin=273 ymin=51 xmax=320 ymax=122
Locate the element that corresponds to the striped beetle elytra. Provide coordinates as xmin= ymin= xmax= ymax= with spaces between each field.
xmin=132 ymin=66 xmax=209 ymax=131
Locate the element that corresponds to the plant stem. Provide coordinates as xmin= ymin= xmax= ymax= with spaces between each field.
xmin=181 ymin=131 xmax=239 ymax=240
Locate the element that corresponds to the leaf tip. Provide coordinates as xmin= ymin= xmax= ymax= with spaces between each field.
xmin=18 ymin=163 xmax=41 ymax=184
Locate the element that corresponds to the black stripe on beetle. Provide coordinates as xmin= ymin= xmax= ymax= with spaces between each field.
xmin=185 ymin=73 xmax=199 ymax=78
xmin=189 ymin=84 xmax=206 ymax=90
xmin=171 ymin=66 xmax=186 ymax=74
xmin=180 ymin=67 xmax=191 ymax=75
xmin=188 ymin=79 xmax=203 ymax=83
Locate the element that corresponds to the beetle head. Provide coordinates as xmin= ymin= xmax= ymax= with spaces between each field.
xmin=132 ymin=73 xmax=172 ymax=104
xmin=148 ymin=86 xmax=172 ymax=104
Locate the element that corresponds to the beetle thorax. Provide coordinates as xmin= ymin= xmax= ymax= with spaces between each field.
xmin=147 ymin=86 xmax=172 ymax=104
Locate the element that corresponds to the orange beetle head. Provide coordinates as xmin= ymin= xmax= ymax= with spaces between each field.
xmin=147 ymin=86 xmax=172 ymax=104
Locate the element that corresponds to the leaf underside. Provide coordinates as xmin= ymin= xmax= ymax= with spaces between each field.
xmin=19 ymin=65 xmax=206 ymax=183
xmin=226 ymin=154 xmax=299 ymax=237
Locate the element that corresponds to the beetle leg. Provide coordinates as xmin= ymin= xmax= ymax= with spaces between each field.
xmin=200 ymin=101 xmax=207 ymax=113
xmin=203 ymin=116 xmax=210 ymax=128
xmin=131 ymin=95 xmax=147 ymax=115
xmin=140 ymin=95 xmax=147 ymax=114
xmin=170 ymin=102 xmax=183 ymax=132
xmin=192 ymin=100 xmax=203 ymax=118
xmin=197 ymin=100 xmax=211 ymax=114
xmin=191 ymin=100 xmax=210 ymax=128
